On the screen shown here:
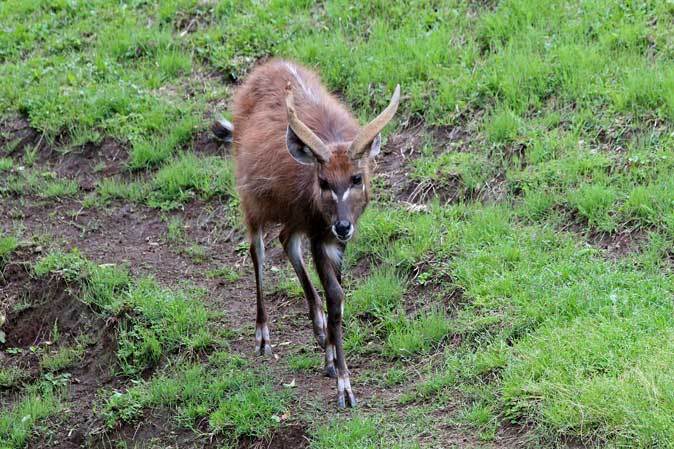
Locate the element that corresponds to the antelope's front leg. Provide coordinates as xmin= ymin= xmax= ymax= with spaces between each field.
xmin=280 ymin=229 xmax=328 ymax=350
xmin=313 ymin=239 xmax=356 ymax=408
xmin=251 ymin=231 xmax=272 ymax=356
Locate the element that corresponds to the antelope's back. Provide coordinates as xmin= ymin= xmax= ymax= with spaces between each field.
xmin=233 ymin=61 xmax=353 ymax=181
xmin=230 ymin=60 xmax=360 ymax=230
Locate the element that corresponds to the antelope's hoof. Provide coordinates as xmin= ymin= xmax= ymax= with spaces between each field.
xmin=336 ymin=375 xmax=357 ymax=409
xmin=337 ymin=388 xmax=357 ymax=409
xmin=324 ymin=365 xmax=337 ymax=379
xmin=255 ymin=324 xmax=272 ymax=357
xmin=256 ymin=343 xmax=273 ymax=357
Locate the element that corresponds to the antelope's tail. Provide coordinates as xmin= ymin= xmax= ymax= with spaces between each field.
xmin=212 ymin=117 xmax=233 ymax=143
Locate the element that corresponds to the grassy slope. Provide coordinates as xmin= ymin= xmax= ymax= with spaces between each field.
xmin=1 ymin=0 xmax=674 ymax=447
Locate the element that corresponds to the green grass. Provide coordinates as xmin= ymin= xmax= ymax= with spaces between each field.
xmin=343 ymin=209 xmax=456 ymax=357
xmin=165 ymin=216 xmax=185 ymax=243
xmin=0 ymin=170 xmax=79 ymax=199
xmin=357 ymin=203 xmax=674 ymax=446
xmin=182 ymin=244 xmax=207 ymax=264
xmin=310 ymin=415 xmax=420 ymax=449
xmin=148 ymin=153 xmax=235 ymax=210
xmin=567 ymin=183 xmax=618 ymax=231
xmin=0 ymin=235 xmax=19 ymax=266
xmin=411 ymin=149 xmax=495 ymax=197
xmin=348 ymin=267 xmax=405 ymax=320
xmin=0 ymin=158 xmax=14 ymax=171
xmin=40 ymin=346 xmax=84 ymax=372
xmin=33 ymin=250 xmax=216 ymax=376
xmin=95 ymin=178 xmax=148 ymax=205
xmin=90 ymin=152 xmax=237 ymax=210
xmin=129 ymin=115 xmax=200 ymax=169
xmin=38 ymin=178 xmax=79 ymax=199
xmin=102 ymin=352 xmax=287 ymax=442
xmin=0 ymin=367 xmax=28 ymax=389
xmin=385 ymin=309 xmax=453 ymax=358
xmin=205 ymin=266 xmax=241 ymax=283
xmin=0 ymin=383 xmax=60 ymax=448
xmin=287 ymin=353 xmax=322 ymax=372
xmin=24 ymin=249 xmax=287 ymax=445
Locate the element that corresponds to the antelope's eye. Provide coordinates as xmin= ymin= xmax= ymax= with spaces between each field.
xmin=351 ymin=174 xmax=363 ymax=186
xmin=318 ymin=178 xmax=330 ymax=190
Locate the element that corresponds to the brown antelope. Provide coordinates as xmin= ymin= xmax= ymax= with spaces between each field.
xmin=213 ymin=59 xmax=400 ymax=408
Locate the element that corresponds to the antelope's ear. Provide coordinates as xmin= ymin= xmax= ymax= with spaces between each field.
xmin=367 ymin=133 xmax=382 ymax=159
xmin=286 ymin=126 xmax=318 ymax=165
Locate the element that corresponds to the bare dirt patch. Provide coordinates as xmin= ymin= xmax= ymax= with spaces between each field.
xmin=1 ymin=115 xmax=129 ymax=190
xmin=240 ymin=424 xmax=310 ymax=449
xmin=589 ymin=229 xmax=646 ymax=259
xmin=91 ymin=409 xmax=220 ymax=449
xmin=0 ymin=252 xmax=121 ymax=448
xmin=55 ymin=138 xmax=128 ymax=191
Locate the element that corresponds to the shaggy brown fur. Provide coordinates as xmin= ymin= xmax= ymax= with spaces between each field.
xmin=220 ymin=58 xmax=400 ymax=408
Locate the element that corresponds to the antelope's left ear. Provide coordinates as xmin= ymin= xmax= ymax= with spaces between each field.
xmin=367 ymin=133 xmax=382 ymax=159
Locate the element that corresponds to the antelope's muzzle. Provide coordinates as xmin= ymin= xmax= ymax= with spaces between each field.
xmin=332 ymin=220 xmax=354 ymax=242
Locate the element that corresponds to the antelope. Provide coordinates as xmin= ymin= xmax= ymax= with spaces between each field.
xmin=213 ymin=59 xmax=400 ymax=408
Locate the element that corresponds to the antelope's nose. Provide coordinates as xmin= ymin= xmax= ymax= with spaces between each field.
xmin=332 ymin=220 xmax=354 ymax=241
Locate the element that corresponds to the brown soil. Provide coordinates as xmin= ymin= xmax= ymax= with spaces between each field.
xmin=1 ymin=250 xmax=121 ymax=448
xmin=0 ymin=115 xmax=128 ymax=190
xmin=590 ymin=229 xmax=646 ymax=259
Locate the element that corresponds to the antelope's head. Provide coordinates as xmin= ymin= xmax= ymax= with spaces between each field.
xmin=285 ymin=84 xmax=400 ymax=242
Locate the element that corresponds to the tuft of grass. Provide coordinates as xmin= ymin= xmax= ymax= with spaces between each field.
xmin=0 ymin=158 xmax=14 ymax=172
xmin=38 ymin=178 xmax=79 ymax=199
xmin=0 ymin=383 xmax=60 ymax=448
xmin=460 ymin=402 xmax=498 ymax=442
xmin=411 ymin=150 xmax=495 ymax=195
xmin=385 ymin=309 xmax=452 ymax=358
xmin=622 ymin=180 xmax=674 ymax=229
xmin=165 ymin=216 xmax=184 ymax=243
xmin=102 ymin=353 xmax=287 ymax=442
xmin=567 ymin=183 xmax=618 ymax=231
xmin=148 ymin=154 xmax=235 ymax=209
xmin=348 ymin=205 xmax=455 ymax=270
xmin=0 ymin=367 xmax=28 ymax=389
xmin=158 ymin=50 xmax=192 ymax=80
xmin=287 ymin=353 xmax=322 ymax=372
xmin=40 ymin=346 xmax=84 ymax=372
xmin=208 ymin=384 xmax=285 ymax=439
xmin=383 ymin=367 xmax=408 ymax=387
xmin=129 ymin=115 xmax=200 ymax=169
xmin=206 ymin=266 xmax=240 ymax=283
xmin=273 ymin=266 xmax=319 ymax=299
xmin=96 ymin=178 xmax=148 ymax=204
xmin=310 ymin=415 xmax=419 ymax=449
xmin=115 ymin=277 xmax=215 ymax=376
xmin=348 ymin=267 xmax=405 ymax=320
xmin=486 ymin=107 xmax=521 ymax=144
xmin=183 ymin=244 xmax=207 ymax=264
xmin=33 ymin=250 xmax=215 ymax=376
xmin=0 ymin=236 xmax=19 ymax=266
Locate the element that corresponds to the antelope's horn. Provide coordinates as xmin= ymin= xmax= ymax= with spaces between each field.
xmin=349 ymin=84 xmax=401 ymax=158
xmin=285 ymin=85 xmax=331 ymax=163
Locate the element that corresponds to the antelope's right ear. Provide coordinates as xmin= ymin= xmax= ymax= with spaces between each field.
xmin=286 ymin=126 xmax=319 ymax=165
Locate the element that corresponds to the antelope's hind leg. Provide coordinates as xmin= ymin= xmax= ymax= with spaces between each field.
xmin=250 ymin=230 xmax=272 ymax=356
xmin=280 ymin=229 xmax=328 ymax=351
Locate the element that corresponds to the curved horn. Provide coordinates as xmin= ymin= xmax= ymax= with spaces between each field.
xmin=349 ymin=84 xmax=400 ymax=159
xmin=285 ymin=86 xmax=331 ymax=163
